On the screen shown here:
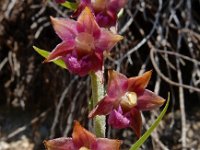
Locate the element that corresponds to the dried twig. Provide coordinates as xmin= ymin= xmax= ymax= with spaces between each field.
xmin=50 ymin=76 xmax=78 ymax=138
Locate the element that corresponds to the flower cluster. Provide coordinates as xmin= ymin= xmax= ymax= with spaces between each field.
xmin=41 ymin=0 xmax=166 ymax=149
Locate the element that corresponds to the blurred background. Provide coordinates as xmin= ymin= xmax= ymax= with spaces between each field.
xmin=0 ymin=0 xmax=200 ymax=149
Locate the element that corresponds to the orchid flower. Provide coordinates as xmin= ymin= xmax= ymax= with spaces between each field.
xmin=45 ymin=7 xmax=122 ymax=76
xmin=44 ymin=121 xmax=122 ymax=150
xmin=89 ymin=70 xmax=165 ymax=137
xmin=74 ymin=0 xmax=128 ymax=27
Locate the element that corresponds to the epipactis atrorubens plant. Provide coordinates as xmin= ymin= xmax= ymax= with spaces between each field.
xmin=34 ymin=0 xmax=167 ymax=149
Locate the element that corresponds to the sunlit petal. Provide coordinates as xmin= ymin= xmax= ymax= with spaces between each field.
xmin=107 ymin=70 xmax=128 ymax=98
xmin=72 ymin=121 xmax=96 ymax=148
xmin=50 ymin=16 xmax=77 ymax=41
xmin=93 ymin=138 xmax=122 ymax=150
xmin=45 ymin=41 xmax=74 ymax=62
xmin=77 ymin=7 xmax=100 ymax=37
xmin=137 ymin=89 xmax=165 ymax=111
xmin=128 ymin=70 xmax=152 ymax=93
xmin=44 ymin=138 xmax=75 ymax=150
xmin=95 ymin=29 xmax=123 ymax=52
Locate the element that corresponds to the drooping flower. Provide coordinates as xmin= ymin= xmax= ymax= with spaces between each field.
xmin=45 ymin=7 xmax=122 ymax=76
xmin=89 ymin=70 xmax=165 ymax=137
xmin=44 ymin=121 xmax=122 ymax=150
xmin=74 ymin=0 xmax=128 ymax=27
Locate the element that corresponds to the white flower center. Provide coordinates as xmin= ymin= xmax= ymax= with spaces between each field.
xmin=120 ymin=92 xmax=137 ymax=109
xmin=79 ymin=147 xmax=90 ymax=150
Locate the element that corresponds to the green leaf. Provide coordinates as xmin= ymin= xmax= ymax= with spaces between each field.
xmin=33 ymin=46 xmax=67 ymax=69
xmin=129 ymin=93 xmax=170 ymax=150
xmin=61 ymin=1 xmax=78 ymax=10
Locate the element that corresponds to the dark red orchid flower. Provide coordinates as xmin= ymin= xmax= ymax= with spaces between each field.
xmin=44 ymin=121 xmax=122 ymax=150
xmin=89 ymin=70 xmax=165 ymax=137
xmin=45 ymin=7 xmax=122 ymax=76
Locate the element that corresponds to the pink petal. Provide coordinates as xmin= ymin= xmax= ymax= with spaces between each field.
xmin=129 ymin=108 xmax=142 ymax=138
xmin=50 ymin=17 xmax=77 ymax=41
xmin=44 ymin=138 xmax=75 ymax=150
xmin=137 ymin=89 xmax=165 ymax=111
xmin=128 ymin=70 xmax=152 ymax=93
xmin=92 ymin=138 xmax=122 ymax=150
xmin=45 ymin=41 xmax=74 ymax=62
xmin=77 ymin=7 xmax=100 ymax=38
xmin=95 ymin=29 xmax=123 ymax=52
xmin=65 ymin=51 xmax=103 ymax=76
xmin=107 ymin=70 xmax=128 ymax=98
xmin=108 ymin=107 xmax=130 ymax=129
xmin=72 ymin=121 xmax=96 ymax=148
xmin=88 ymin=96 xmax=116 ymax=118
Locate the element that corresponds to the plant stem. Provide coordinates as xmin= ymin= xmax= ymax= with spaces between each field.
xmin=90 ymin=71 xmax=106 ymax=137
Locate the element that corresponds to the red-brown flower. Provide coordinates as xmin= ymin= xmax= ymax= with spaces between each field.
xmin=89 ymin=70 xmax=165 ymax=137
xmin=45 ymin=7 xmax=122 ymax=76
xmin=74 ymin=0 xmax=128 ymax=27
xmin=44 ymin=121 xmax=121 ymax=150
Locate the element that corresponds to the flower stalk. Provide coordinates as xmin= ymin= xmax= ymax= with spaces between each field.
xmin=90 ymin=71 xmax=105 ymax=137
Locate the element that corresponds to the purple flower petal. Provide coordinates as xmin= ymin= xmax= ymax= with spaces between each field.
xmin=92 ymin=138 xmax=122 ymax=150
xmin=108 ymin=107 xmax=130 ymax=129
xmin=44 ymin=137 xmax=75 ymax=150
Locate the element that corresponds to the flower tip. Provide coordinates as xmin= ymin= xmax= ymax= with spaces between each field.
xmin=84 ymin=6 xmax=91 ymax=12
xmin=158 ymin=97 xmax=166 ymax=105
xmin=74 ymin=120 xmax=80 ymax=127
xmin=117 ymin=35 xmax=123 ymax=41
xmin=50 ymin=16 xmax=58 ymax=25
xmin=88 ymin=108 xmax=96 ymax=118
xmin=146 ymin=69 xmax=153 ymax=77
xmin=108 ymin=69 xmax=117 ymax=78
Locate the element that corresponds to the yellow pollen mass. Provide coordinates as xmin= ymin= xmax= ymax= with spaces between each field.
xmin=79 ymin=147 xmax=90 ymax=150
xmin=120 ymin=92 xmax=137 ymax=109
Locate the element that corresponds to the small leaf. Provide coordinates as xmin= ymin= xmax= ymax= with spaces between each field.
xmin=129 ymin=93 xmax=170 ymax=150
xmin=61 ymin=1 xmax=78 ymax=10
xmin=33 ymin=46 xmax=67 ymax=69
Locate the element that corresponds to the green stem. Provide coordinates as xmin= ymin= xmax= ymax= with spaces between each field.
xmin=90 ymin=71 xmax=106 ymax=137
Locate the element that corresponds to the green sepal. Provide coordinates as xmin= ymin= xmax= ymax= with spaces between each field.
xmin=33 ymin=46 xmax=67 ymax=69
xmin=61 ymin=1 xmax=78 ymax=10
